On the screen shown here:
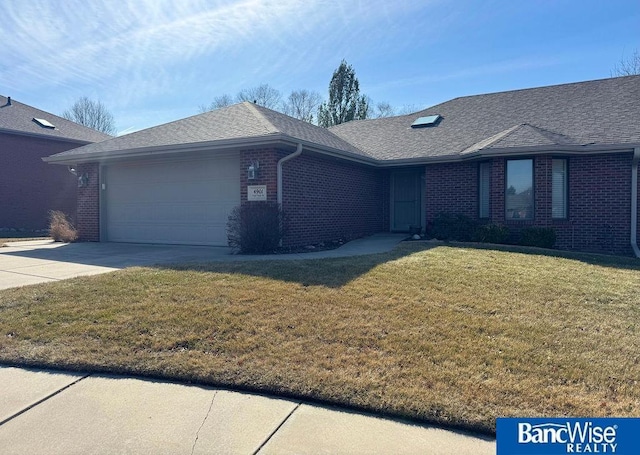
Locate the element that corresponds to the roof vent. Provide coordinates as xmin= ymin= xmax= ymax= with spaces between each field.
xmin=2 ymin=97 xmax=11 ymax=107
xmin=411 ymin=114 xmax=441 ymax=128
xmin=33 ymin=117 xmax=55 ymax=129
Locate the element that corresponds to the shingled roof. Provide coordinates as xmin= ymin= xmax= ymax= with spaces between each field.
xmin=330 ymin=75 xmax=640 ymax=161
xmin=46 ymin=75 xmax=640 ymax=166
xmin=0 ymin=95 xmax=112 ymax=144
xmin=46 ymin=102 xmax=371 ymax=164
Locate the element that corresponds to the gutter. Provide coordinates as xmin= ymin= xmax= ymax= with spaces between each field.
xmin=276 ymin=143 xmax=303 ymax=247
xmin=631 ymin=147 xmax=640 ymax=257
xmin=277 ymin=142 xmax=303 ymax=206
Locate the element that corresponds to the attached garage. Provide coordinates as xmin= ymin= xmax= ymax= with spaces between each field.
xmin=101 ymin=153 xmax=240 ymax=246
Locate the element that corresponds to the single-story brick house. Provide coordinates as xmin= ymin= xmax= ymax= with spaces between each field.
xmin=45 ymin=75 xmax=640 ymax=256
xmin=0 ymin=95 xmax=111 ymax=231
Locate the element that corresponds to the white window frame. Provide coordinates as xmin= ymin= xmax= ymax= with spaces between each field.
xmin=505 ymin=159 xmax=534 ymax=220
xmin=479 ymin=162 xmax=491 ymax=219
xmin=552 ymin=158 xmax=568 ymax=219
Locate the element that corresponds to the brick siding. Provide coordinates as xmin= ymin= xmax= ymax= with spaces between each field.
xmin=0 ymin=133 xmax=78 ymax=230
xmin=75 ymin=146 xmax=639 ymax=256
xmin=425 ymin=161 xmax=479 ymax=221
xmin=424 ymin=153 xmax=636 ymax=256
xmin=240 ymin=148 xmax=281 ymax=203
xmin=76 ymin=162 xmax=100 ymax=241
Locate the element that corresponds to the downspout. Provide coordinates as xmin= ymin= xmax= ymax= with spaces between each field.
xmin=277 ymin=143 xmax=303 ymax=245
xmin=631 ymin=147 xmax=640 ymax=258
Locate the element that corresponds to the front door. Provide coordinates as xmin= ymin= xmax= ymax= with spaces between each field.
xmin=391 ymin=170 xmax=423 ymax=232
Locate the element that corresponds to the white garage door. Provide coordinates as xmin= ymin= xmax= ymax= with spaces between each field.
xmin=104 ymin=154 xmax=240 ymax=246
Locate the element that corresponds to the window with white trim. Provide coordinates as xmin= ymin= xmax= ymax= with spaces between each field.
xmin=552 ymin=158 xmax=568 ymax=219
xmin=506 ymin=159 xmax=533 ymax=220
xmin=479 ymin=162 xmax=491 ymax=218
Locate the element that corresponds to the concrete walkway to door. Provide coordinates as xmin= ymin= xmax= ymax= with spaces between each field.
xmin=0 ymin=233 xmax=407 ymax=290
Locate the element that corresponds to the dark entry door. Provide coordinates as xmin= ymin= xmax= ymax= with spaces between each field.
xmin=391 ymin=171 xmax=422 ymax=232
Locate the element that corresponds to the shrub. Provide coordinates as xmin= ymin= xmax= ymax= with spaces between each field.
xmin=227 ymin=202 xmax=285 ymax=254
xmin=429 ymin=213 xmax=478 ymax=242
xmin=473 ymin=223 xmax=510 ymax=244
xmin=48 ymin=210 xmax=78 ymax=242
xmin=519 ymin=227 xmax=557 ymax=249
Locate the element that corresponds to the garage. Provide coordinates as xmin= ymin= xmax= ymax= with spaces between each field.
xmin=102 ymin=153 xmax=240 ymax=246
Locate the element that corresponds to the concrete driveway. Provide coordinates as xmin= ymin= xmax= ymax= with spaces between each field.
xmin=0 ymin=234 xmax=408 ymax=290
xmin=0 ymin=240 xmax=234 ymax=290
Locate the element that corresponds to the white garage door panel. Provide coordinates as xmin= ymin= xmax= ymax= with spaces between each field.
xmin=105 ymin=155 xmax=240 ymax=246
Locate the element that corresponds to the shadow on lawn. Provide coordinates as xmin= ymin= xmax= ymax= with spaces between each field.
xmin=155 ymin=241 xmax=640 ymax=288
xmin=155 ymin=243 xmax=438 ymax=288
xmin=156 ymin=240 xmax=640 ymax=289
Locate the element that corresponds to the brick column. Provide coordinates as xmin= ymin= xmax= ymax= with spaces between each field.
xmin=76 ymin=163 xmax=100 ymax=241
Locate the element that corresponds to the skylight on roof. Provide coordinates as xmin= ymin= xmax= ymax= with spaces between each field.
xmin=411 ymin=115 xmax=441 ymax=128
xmin=33 ymin=117 xmax=55 ymax=129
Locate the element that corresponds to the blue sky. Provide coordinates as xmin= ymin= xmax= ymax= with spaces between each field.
xmin=1 ymin=0 xmax=638 ymax=135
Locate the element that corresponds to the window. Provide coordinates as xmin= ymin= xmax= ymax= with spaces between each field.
xmin=552 ymin=159 xmax=568 ymax=219
xmin=506 ymin=159 xmax=533 ymax=220
xmin=33 ymin=117 xmax=55 ymax=129
xmin=411 ymin=115 xmax=441 ymax=128
xmin=479 ymin=162 xmax=491 ymax=218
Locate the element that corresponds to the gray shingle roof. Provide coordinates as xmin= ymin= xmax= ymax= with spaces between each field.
xmin=48 ymin=102 xmax=370 ymax=162
xmin=46 ymin=75 xmax=640 ymax=165
xmin=0 ymin=95 xmax=112 ymax=143
xmin=330 ymin=75 xmax=640 ymax=160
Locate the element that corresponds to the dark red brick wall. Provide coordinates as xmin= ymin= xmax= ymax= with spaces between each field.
xmin=76 ymin=162 xmax=100 ymax=241
xmin=281 ymin=153 xmax=384 ymax=247
xmin=425 ymin=161 xmax=478 ymax=221
xmin=0 ymin=133 xmax=79 ymax=230
xmin=381 ymin=170 xmax=391 ymax=231
xmin=424 ymin=153 xmax=636 ymax=255
xmin=240 ymin=148 xmax=281 ymax=203
xmin=557 ymin=153 xmax=632 ymax=255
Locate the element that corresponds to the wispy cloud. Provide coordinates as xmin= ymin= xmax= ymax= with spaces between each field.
xmin=0 ymin=0 xmax=326 ymax=96
xmin=369 ymin=56 xmax=562 ymax=93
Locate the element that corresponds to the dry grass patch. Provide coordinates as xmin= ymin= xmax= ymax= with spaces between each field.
xmin=1 ymin=243 xmax=639 ymax=433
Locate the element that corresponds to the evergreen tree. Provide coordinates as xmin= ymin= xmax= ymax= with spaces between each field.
xmin=318 ymin=60 xmax=369 ymax=127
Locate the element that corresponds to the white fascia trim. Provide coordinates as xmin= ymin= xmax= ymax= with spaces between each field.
xmin=44 ymin=133 xmax=378 ymax=167
xmin=376 ymin=144 xmax=640 ymax=167
xmin=43 ymin=136 xmax=287 ymax=165
xmin=0 ymin=127 xmax=95 ymax=145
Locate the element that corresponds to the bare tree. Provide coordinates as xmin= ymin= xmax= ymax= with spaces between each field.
xmin=62 ymin=96 xmax=116 ymax=135
xmin=236 ymin=84 xmax=282 ymax=109
xmin=200 ymin=84 xmax=283 ymax=113
xmin=611 ymin=48 xmax=640 ymax=76
xmin=282 ymin=89 xmax=323 ymax=123
xmin=397 ymin=104 xmax=424 ymax=115
xmin=373 ymin=101 xmax=395 ymax=118
xmin=198 ymin=94 xmax=234 ymax=113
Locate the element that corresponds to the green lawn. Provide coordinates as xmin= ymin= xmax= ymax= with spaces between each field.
xmin=1 ymin=242 xmax=639 ymax=433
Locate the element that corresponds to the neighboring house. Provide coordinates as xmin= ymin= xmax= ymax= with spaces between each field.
xmin=0 ymin=96 xmax=111 ymax=231
xmin=45 ymin=75 xmax=640 ymax=256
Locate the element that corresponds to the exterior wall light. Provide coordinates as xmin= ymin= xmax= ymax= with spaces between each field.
xmin=78 ymin=173 xmax=89 ymax=187
xmin=247 ymin=161 xmax=260 ymax=180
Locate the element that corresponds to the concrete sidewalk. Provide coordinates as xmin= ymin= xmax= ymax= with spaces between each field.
xmin=0 ymin=234 xmax=407 ymax=290
xmin=0 ymin=366 xmax=495 ymax=454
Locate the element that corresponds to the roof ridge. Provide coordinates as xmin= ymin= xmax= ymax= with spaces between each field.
xmin=518 ymin=122 xmax=578 ymax=145
xmin=242 ymin=102 xmax=279 ymax=134
xmin=450 ymin=74 xmax=640 ymax=104
xmin=460 ymin=124 xmax=522 ymax=154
